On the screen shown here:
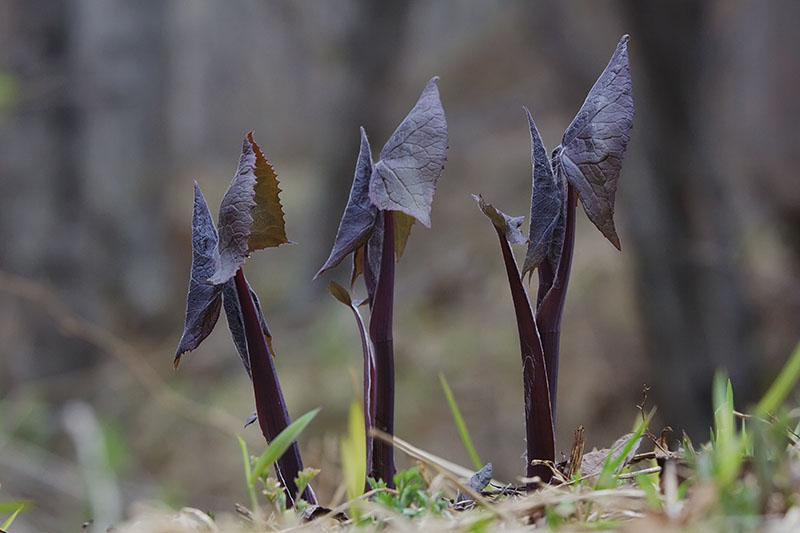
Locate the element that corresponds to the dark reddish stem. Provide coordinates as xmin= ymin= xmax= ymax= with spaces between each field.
xmin=535 ymin=185 xmax=577 ymax=419
xmin=496 ymin=230 xmax=555 ymax=487
xmin=233 ymin=268 xmax=316 ymax=505
xmin=368 ymin=210 xmax=396 ymax=487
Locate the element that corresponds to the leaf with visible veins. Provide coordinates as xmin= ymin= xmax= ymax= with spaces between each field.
xmin=521 ymin=108 xmax=564 ymax=278
xmin=209 ymin=133 xmax=289 ymax=284
xmin=175 ymin=182 xmax=224 ymax=367
xmin=369 ymin=77 xmax=448 ymax=228
xmin=473 ymin=194 xmax=528 ymax=246
xmin=316 ymin=128 xmax=377 ymax=278
xmin=558 ymin=35 xmax=634 ymax=250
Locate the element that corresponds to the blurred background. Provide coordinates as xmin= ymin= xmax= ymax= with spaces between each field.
xmin=1 ymin=0 xmax=798 ymax=530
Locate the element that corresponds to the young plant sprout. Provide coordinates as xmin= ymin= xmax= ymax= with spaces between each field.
xmin=475 ymin=35 xmax=634 ymax=487
xmin=174 ymin=133 xmax=316 ymax=506
xmin=316 ymin=78 xmax=448 ymax=487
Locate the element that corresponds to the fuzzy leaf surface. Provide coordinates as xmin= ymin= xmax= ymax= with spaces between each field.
xmin=175 ymin=182 xmax=223 ymax=366
xmin=316 ymin=128 xmax=377 ymax=278
xmin=369 ymin=77 xmax=448 ymax=228
xmin=473 ymin=194 xmax=528 ymax=246
xmin=521 ymin=108 xmax=564 ymax=278
xmin=559 ymin=35 xmax=633 ymax=250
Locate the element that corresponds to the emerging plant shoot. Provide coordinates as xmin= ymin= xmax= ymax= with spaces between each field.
xmin=317 ymin=78 xmax=448 ymax=487
xmin=175 ymin=133 xmax=316 ymax=506
xmin=476 ymin=35 xmax=634 ymax=487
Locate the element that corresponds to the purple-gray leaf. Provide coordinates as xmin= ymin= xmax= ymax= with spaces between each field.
xmin=368 ymin=77 xmax=448 ymax=228
xmin=208 ymin=136 xmax=260 ymax=284
xmin=473 ymin=194 xmax=528 ymax=246
xmin=315 ymin=127 xmax=377 ymax=278
xmin=222 ymin=278 xmax=273 ymax=378
xmin=174 ymin=182 xmax=224 ymax=367
xmin=559 ymin=35 xmax=634 ymax=250
xmin=521 ymin=108 xmax=564 ymax=278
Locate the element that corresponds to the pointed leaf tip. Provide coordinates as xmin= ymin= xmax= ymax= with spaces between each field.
xmin=521 ymin=108 xmax=565 ymax=278
xmin=316 ymin=128 xmax=377 ymax=278
xmin=175 ymin=182 xmax=224 ymax=361
xmin=559 ymin=35 xmax=633 ymax=250
xmin=208 ymin=133 xmax=289 ymax=285
xmin=369 ymin=77 xmax=448 ymax=228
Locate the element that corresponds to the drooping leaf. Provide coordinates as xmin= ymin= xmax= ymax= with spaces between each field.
xmin=393 ymin=211 xmax=416 ymax=260
xmin=222 ymin=277 xmax=274 ymax=378
xmin=209 ymin=134 xmax=288 ymax=285
xmin=247 ymin=132 xmax=290 ymax=251
xmin=473 ymin=194 xmax=528 ymax=246
xmin=368 ymin=77 xmax=448 ymax=228
xmin=521 ymin=107 xmax=564 ymax=278
xmin=558 ymin=35 xmax=634 ymax=250
xmin=316 ymin=128 xmax=377 ymax=278
xmin=328 ymin=281 xmax=376 ymax=476
xmin=174 ymin=182 xmax=224 ymax=367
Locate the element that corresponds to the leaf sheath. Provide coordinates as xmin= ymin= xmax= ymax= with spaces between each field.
xmin=233 ymin=268 xmax=315 ymax=505
xmin=495 ymin=229 xmax=555 ymax=486
xmin=368 ymin=210 xmax=396 ymax=487
xmin=535 ymin=185 xmax=577 ymax=417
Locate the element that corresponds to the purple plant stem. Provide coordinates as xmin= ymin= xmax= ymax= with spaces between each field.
xmin=496 ymin=230 xmax=555 ymax=487
xmin=368 ymin=210 xmax=396 ymax=487
xmin=535 ymin=185 xmax=577 ymax=419
xmin=233 ymin=268 xmax=316 ymax=505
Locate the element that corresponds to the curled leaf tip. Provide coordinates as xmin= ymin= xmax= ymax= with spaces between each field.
xmin=474 ymin=194 xmax=529 ymax=246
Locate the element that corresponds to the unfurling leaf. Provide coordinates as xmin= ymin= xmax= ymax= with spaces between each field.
xmin=175 ymin=182 xmax=223 ymax=366
xmin=521 ymin=108 xmax=564 ymax=278
xmin=558 ymin=35 xmax=633 ymax=250
xmin=248 ymin=132 xmax=289 ymax=251
xmin=369 ymin=77 xmax=448 ymax=228
xmin=316 ymin=128 xmax=377 ymax=278
xmin=393 ymin=211 xmax=416 ymax=260
xmin=209 ymin=133 xmax=288 ymax=284
xmin=473 ymin=194 xmax=528 ymax=246
xmin=223 ymin=277 xmax=274 ymax=378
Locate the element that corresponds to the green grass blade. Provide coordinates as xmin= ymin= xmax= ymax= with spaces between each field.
xmin=439 ymin=373 xmax=482 ymax=470
xmin=1 ymin=504 xmax=24 ymax=530
xmin=250 ymin=408 xmax=321 ymax=487
xmin=341 ymin=401 xmax=367 ymax=502
xmin=237 ymin=435 xmax=259 ymax=514
xmin=756 ymin=340 xmax=800 ymax=417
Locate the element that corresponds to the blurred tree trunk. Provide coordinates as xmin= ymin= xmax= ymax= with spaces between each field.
xmin=0 ymin=0 xmax=167 ymax=380
xmin=618 ymin=1 xmax=755 ymax=437
xmin=307 ymin=0 xmax=413 ymax=277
